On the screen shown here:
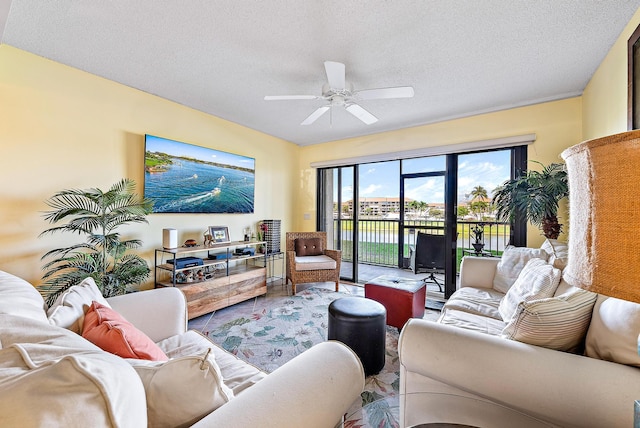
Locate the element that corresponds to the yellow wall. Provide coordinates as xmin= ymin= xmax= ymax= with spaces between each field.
xmin=583 ymin=8 xmax=640 ymax=139
xmin=0 ymin=45 xmax=298 ymax=288
xmin=4 ymin=4 xmax=639 ymax=288
xmin=298 ymin=97 xmax=582 ymax=248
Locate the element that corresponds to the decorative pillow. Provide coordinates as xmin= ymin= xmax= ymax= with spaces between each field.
xmin=47 ymin=277 xmax=111 ymax=334
xmin=540 ymin=238 xmax=569 ymax=270
xmin=501 ymin=288 xmax=597 ymax=351
xmin=82 ymin=301 xmax=168 ymax=361
xmin=498 ymin=258 xmax=561 ymax=322
xmin=585 ymin=295 xmax=640 ymax=367
xmin=128 ymin=350 xmax=233 ymax=427
xmin=493 ymin=246 xmax=549 ymax=293
xmin=295 ymin=238 xmax=323 ymax=256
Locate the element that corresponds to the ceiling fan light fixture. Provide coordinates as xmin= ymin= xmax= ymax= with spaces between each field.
xmin=265 ymin=61 xmax=412 ymax=126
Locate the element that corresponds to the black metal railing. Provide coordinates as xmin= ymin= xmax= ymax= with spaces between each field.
xmin=333 ymin=219 xmax=510 ymax=271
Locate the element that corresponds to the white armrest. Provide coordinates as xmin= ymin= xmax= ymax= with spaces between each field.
xmin=399 ymin=319 xmax=640 ymax=428
xmin=192 ymin=341 xmax=365 ymax=428
xmin=106 ymin=287 xmax=188 ymax=342
xmin=458 ymin=256 xmax=500 ymax=289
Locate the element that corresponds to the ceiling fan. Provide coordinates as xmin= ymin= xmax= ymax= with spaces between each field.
xmin=264 ymin=61 xmax=414 ymax=126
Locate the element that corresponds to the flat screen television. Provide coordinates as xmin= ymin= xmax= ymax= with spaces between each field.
xmin=144 ymin=134 xmax=255 ymax=213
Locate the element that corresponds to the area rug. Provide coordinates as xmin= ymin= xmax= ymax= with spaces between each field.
xmin=193 ymin=287 xmax=401 ymax=428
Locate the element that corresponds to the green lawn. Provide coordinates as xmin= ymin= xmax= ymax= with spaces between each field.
xmin=340 ymin=240 xmax=502 ymax=271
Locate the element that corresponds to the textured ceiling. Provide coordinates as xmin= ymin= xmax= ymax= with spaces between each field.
xmin=2 ymin=1 xmax=639 ymax=146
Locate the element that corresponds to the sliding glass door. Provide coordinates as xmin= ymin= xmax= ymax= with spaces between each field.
xmin=317 ymin=145 xmax=528 ymax=296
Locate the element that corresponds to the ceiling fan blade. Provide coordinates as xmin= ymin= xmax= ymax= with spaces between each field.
xmin=324 ymin=61 xmax=346 ymax=90
xmin=264 ymin=95 xmax=319 ymax=101
xmin=301 ymin=106 xmax=330 ymax=125
xmin=354 ymin=86 xmax=415 ymax=100
xmin=345 ymin=103 xmax=378 ymax=125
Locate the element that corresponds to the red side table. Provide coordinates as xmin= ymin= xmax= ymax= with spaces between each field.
xmin=364 ymin=275 xmax=426 ymax=329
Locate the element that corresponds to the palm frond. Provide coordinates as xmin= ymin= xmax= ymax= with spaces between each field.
xmin=39 ymin=179 xmax=150 ymax=301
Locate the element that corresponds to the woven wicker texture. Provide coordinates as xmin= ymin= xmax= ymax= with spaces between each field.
xmin=561 ymin=129 xmax=640 ymax=303
xmin=286 ymin=232 xmax=341 ymax=295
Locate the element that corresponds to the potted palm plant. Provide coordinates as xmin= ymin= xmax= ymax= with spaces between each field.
xmin=39 ymin=179 xmax=153 ymax=305
xmin=492 ymin=161 xmax=568 ymax=240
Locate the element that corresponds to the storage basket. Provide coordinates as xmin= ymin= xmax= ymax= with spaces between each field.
xmin=260 ymin=219 xmax=281 ymax=254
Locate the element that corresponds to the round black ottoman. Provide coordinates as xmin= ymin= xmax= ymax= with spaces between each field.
xmin=328 ymin=297 xmax=386 ymax=376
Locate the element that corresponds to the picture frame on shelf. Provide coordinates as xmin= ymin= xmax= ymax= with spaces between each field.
xmin=209 ymin=226 xmax=230 ymax=243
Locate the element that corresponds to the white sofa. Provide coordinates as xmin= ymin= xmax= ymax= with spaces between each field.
xmin=399 ymin=251 xmax=640 ymax=428
xmin=0 ymin=270 xmax=365 ymax=427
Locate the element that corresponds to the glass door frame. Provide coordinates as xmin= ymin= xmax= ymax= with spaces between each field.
xmin=399 ymin=155 xmax=458 ymax=298
xmin=317 ymin=166 xmax=358 ymax=283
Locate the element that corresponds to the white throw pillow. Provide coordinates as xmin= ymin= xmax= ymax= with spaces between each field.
xmin=585 ymin=295 xmax=640 ymax=367
xmin=47 ymin=277 xmax=110 ymax=334
xmin=498 ymin=258 xmax=561 ymax=322
xmin=540 ymin=238 xmax=569 ymax=270
xmin=128 ymin=349 xmax=234 ymax=427
xmin=501 ymin=287 xmax=597 ymax=351
xmin=493 ymin=246 xmax=549 ymax=293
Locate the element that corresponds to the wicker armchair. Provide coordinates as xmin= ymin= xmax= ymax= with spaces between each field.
xmin=286 ymin=232 xmax=341 ymax=295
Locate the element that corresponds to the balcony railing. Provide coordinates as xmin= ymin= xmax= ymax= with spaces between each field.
xmin=332 ymin=219 xmax=510 ymax=271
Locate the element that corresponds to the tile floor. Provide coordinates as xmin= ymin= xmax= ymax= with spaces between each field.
xmin=265 ymin=279 xmax=441 ymax=322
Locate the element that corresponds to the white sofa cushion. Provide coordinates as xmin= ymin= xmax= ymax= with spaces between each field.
xmin=157 ymin=330 xmax=266 ymax=396
xmin=47 ymin=277 xmax=111 ymax=334
xmin=294 ymin=255 xmax=337 ymax=271
xmin=128 ymin=351 xmax=233 ymax=427
xmin=492 ymin=246 xmax=549 ymax=293
xmin=0 ymin=270 xmax=48 ymax=323
xmin=0 ymin=313 xmax=146 ymax=428
xmin=443 ymin=287 xmax=504 ymax=320
xmin=498 ymin=258 xmax=561 ymax=322
xmin=501 ymin=288 xmax=598 ymax=351
xmin=585 ymin=295 xmax=640 ymax=367
xmin=540 ymin=238 xmax=569 ymax=270
xmin=437 ymin=309 xmax=506 ymax=336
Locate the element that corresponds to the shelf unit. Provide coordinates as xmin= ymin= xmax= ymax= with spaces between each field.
xmin=154 ymin=240 xmax=267 ymax=319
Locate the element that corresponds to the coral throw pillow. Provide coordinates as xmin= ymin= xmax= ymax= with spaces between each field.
xmin=82 ymin=301 xmax=168 ymax=361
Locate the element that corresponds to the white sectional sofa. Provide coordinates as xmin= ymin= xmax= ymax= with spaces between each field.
xmin=399 ymin=243 xmax=640 ymax=428
xmin=0 ymin=270 xmax=365 ymax=427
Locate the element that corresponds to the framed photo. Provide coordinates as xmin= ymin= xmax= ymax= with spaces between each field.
xmin=628 ymin=23 xmax=640 ymax=129
xmin=209 ymin=226 xmax=230 ymax=243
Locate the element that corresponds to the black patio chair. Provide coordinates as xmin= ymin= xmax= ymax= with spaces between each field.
xmin=409 ymin=232 xmax=446 ymax=292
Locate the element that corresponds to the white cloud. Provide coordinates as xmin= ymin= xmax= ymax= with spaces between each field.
xmin=361 ymin=184 xmax=382 ymax=195
xmin=366 ymin=168 xmax=376 ymax=174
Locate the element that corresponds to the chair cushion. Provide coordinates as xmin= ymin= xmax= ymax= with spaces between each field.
xmin=295 ymin=238 xmax=323 ymax=256
xmin=47 ymin=277 xmax=111 ymax=334
xmin=294 ymin=255 xmax=337 ymax=271
xmin=128 ymin=351 xmax=233 ymax=427
xmin=82 ymin=301 xmax=168 ymax=361
xmin=498 ymin=258 xmax=561 ymax=322
xmin=501 ymin=287 xmax=597 ymax=351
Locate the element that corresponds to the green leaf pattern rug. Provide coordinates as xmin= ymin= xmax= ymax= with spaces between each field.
xmin=192 ymin=287 xmax=401 ymax=427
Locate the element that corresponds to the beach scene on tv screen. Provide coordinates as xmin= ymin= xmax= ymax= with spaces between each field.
xmin=144 ymin=135 xmax=255 ymax=213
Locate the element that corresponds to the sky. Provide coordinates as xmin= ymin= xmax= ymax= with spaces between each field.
xmin=338 ymin=149 xmax=511 ymax=204
xmin=145 ymin=134 xmax=255 ymax=170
